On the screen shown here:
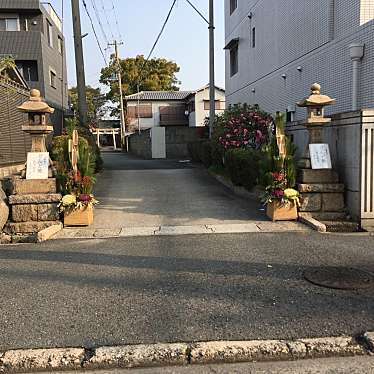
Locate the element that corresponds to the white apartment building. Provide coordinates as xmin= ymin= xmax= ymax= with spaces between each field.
xmin=224 ymin=0 xmax=374 ymax=120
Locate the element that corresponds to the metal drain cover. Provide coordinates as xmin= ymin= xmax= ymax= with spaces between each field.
xmin=303 ymin=267 xmax=374 ymax=290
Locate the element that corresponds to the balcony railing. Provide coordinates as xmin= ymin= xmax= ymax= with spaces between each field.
xmin=159 ymin=114 xmax=188 ymax=126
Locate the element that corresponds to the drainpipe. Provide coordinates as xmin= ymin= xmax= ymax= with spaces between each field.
xmin=349 ymin=43 xmax=365 ymax=111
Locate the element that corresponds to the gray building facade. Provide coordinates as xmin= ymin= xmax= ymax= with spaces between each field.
xmin=0 ymin=0 xmax=68 ymax=133
xmin=224 ymin=0 xmax=374 ymax=120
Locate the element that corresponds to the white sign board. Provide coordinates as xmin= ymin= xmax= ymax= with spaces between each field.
xmin=309 ymin=144 xmax=332 ymax=170
xmin=26 ymin=152 xmax=49 ymax=180
xmin=151 ymin=127 xmax=166 ymax=159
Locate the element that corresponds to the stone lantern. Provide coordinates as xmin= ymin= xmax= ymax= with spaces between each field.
xmin=297 ymin=83 xmax=335 ymax=168
xmin=18 ymin=89 xmax=54 ymax=153
xmin=296 ymin=84 xmax=352 ymax=229
xmin=17 ymin=89 xmax=55 ymax=177
xmin=5 ymin=89 xmax=62 ymax=241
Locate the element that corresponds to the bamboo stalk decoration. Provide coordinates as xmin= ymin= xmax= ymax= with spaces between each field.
xmin=68 ymin=130 xmax=79 ymax=177
xmin=275 ymin=112 xmax=287 ymax=160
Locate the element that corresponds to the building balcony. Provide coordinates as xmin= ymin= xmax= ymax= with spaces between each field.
xmin=159 ymin=114 xmax=189 ymax=126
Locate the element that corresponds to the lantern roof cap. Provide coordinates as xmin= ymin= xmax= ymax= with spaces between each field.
xmin=17 ymin=89 xmax=55 ymax=113
xmin=297 ymin=83 xmax=336 ymax=107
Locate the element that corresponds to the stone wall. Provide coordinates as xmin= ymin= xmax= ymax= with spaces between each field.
xmin=128 ymin=129 xmax=152 ymax=159
xmin=286 ymin=110 xmax=372 ymax=223
xmin=0 ymin=164 xmax=25 ymax=180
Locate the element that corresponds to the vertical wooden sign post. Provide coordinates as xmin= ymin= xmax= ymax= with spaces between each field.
xmin=68 ymin=129 xmax=79 ymax=177
xmin=275 ymin=112 xmax=287 ymax=161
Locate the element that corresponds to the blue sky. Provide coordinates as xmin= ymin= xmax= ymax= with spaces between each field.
xmin=49 ymin=0 xmax=225 ymax=91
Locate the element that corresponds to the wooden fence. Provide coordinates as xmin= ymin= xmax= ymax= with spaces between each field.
xmin=0 ymin=77 xmax=30 ymax=167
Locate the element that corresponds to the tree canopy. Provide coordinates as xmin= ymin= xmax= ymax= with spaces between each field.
xmin=100 ymin=55 xmax=181 ymax=103
xmin=68 ymin=86 xmax=107 ymax=124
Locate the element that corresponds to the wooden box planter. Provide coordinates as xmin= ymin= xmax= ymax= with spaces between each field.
xmin=64 ymin=205 xmax=93 ymax=227
xmin=266 ymin=201 xmax=298 ymax=222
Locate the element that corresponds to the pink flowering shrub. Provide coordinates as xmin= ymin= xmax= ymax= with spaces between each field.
xmin=215 ymin=104 xmax=273 ymax=152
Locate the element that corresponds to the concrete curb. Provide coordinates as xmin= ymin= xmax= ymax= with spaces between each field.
xmin=0 ymin=333 xmax=372 ymax=372
xmin=37 ymin=223 xmax=63 ymax=242
xmin=0 ymin=347 xmax=85 ymax=372
xmin=298 ymin=213 xmax=327 ymax=233
xmin=208 ymin=170 xmax=261 ymax=201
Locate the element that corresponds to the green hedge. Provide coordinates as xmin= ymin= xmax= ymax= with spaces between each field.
xmin=224 ymin=148 xmax=260 ymax=191
xmin=188 ymin=141 xmax=260 ymax=191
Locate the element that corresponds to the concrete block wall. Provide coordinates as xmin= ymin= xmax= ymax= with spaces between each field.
xmin=165 ymin=127 xmax=200 ymax=159
xmin=129 ymin=127 xmax=200 ymax=159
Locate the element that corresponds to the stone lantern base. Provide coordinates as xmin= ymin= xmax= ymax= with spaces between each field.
xmin=298 ymin=169 xmax=345 ymax=219
xmin=4 ymin=177 xmax=62 ymax=242
xmin=297 ymin=169 xmax=359 ymax=231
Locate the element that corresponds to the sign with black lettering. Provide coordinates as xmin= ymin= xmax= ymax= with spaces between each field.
xmin=26 ymin=152 xmax=49 ymax=179
xmin=309 ymin=144 xmax=332 ymax=169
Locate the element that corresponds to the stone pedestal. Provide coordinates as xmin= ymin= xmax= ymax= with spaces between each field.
xmin=298 ymin=169 xmax=347 ymax=221
xmin=5 ymin=178 xmax=61 ymax=242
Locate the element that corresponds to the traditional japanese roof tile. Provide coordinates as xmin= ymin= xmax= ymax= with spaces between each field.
xmin=125 ymin=91 xmax=194 ymax=101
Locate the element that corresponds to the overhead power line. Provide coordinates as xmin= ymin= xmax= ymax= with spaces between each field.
xmin=99 ymin=0 xmax=115 ymax=40
xmin=90 ymin=0 xmax=109 ymax=44
xmin=138 ymin=0 xmax=177 ymax=85
xmin=110 ymin=0 xmax=123 ymax=40
xmin=185 ymin=0 xmax=209 ymax=24
xmin=81 ymin=0 xmax=108 ymax=65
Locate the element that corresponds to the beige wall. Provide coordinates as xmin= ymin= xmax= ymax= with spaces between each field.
xmin=193 ymin=87 xmax=226 ymax=127
xmin=361 ymin=0 xmax=374 ymax=25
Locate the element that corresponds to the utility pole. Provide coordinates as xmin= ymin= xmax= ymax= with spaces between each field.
xmin=71 ymin=0 xmax=88 ymax=126
xmin=108 ymin=40 xmax=126 ymax=149
xmin=208 ymin=0 xmax=215 ymax=139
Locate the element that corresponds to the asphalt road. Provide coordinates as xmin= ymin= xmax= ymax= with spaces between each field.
xmin=88 ymin=152 xmax=266 ymax=229
xmin=0 ymin=231 xmax=373 ymax=351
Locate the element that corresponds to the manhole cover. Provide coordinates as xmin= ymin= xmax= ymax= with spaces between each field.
xmin=303 ymin=267 xmax=374 ymax=290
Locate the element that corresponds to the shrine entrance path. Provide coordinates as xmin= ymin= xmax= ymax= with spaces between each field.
xmin=56 ymin=152 xmax=307 ymax=239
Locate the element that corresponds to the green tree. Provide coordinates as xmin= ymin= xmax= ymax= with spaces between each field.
xmin=68 ymin=86 xmax=107 ymax=124
xmin=100 ymin=55 xmax=180 ymax=103
xmin=0 ymin=56 xmax=16 ymax=79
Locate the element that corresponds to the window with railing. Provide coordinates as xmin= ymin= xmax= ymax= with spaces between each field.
xmin=230 ymin=43 xmax=239 ymax=76
xmin=47 ymin=20 xmax=53 ymax=47
xmin=50 ymin=69 xmax=57 ymax=88
xmin=127 ymin=104 xmax=152 ymax=118
xmin=204 ymin=100 xmax=221 ymax=110
xmin=0 ymin=17 xmax=20 ymax=31
xmin=159 ymin=105 xmax=188 ymax=126
xmin=15 ymin=60 xmax=39 ymax=82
